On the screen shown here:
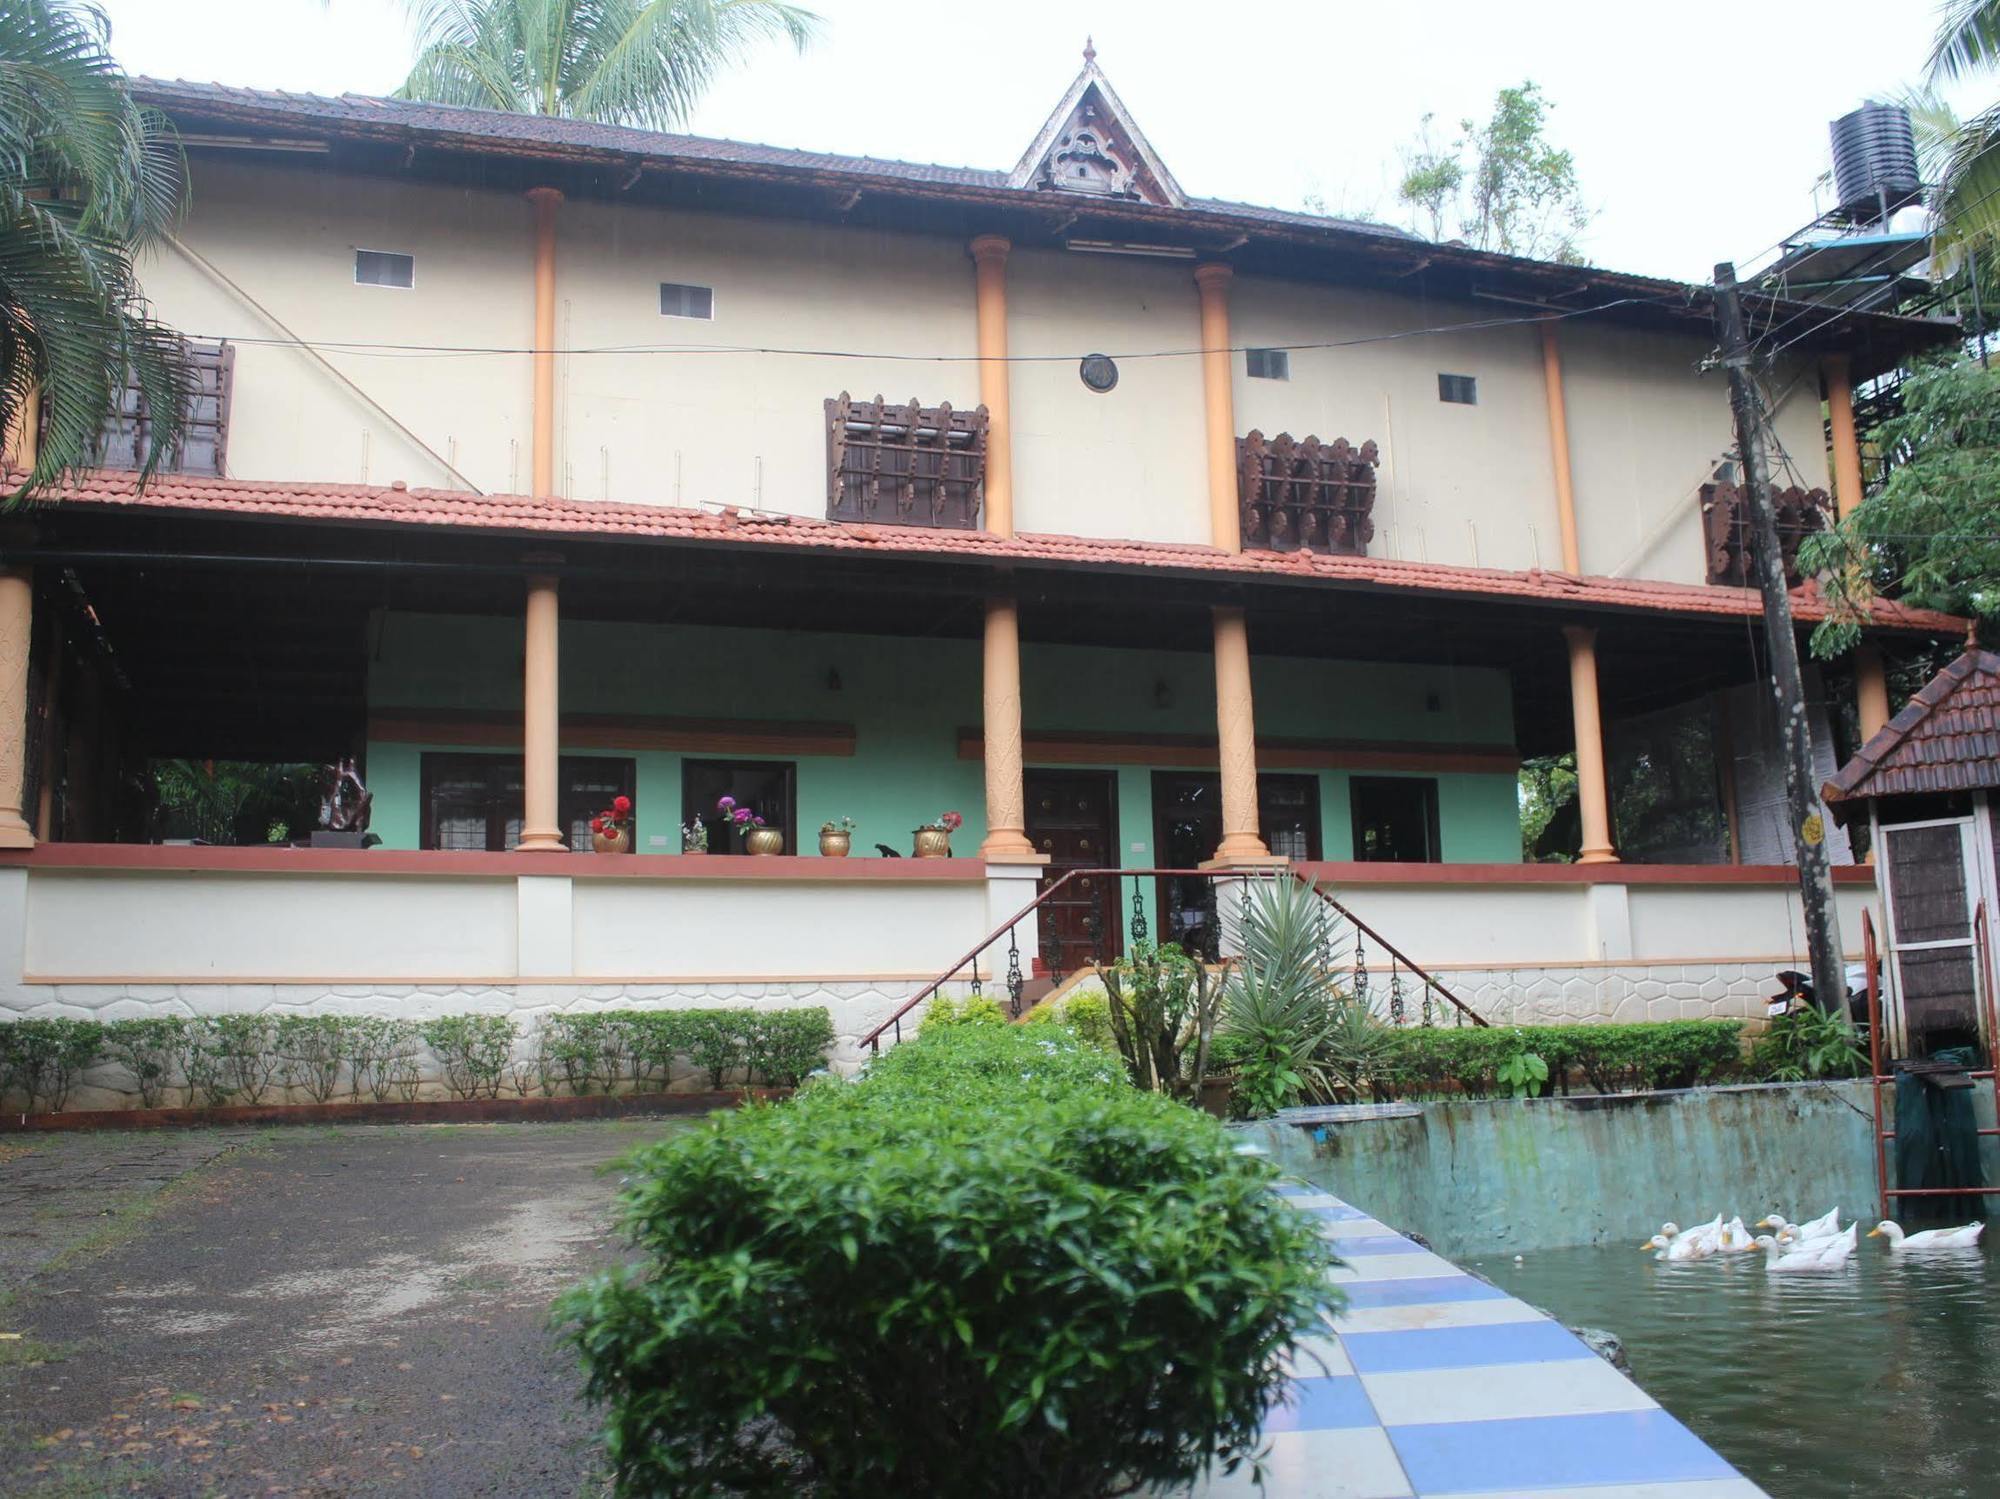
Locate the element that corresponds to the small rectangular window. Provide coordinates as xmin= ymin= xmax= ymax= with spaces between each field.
xmin=1438 ymin=372 xmax=1478 ymax=405
xmin=354 ymin=249 xmax=414 ymax=289
xmin=1246 ymin=348 xmax=1290 ymax=380
xmin=660 ymin=281 xmax=715 ymax=320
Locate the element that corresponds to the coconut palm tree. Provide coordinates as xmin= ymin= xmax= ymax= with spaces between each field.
xmin=0 ymin=0 xmax=193 ymax=498
xmin=1926 ymin=1 xmax=2000 ymax=260
xmin=397 ymin=0 xmax=818 ymax=132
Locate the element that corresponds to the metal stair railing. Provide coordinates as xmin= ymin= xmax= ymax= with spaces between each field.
xmin=858 ymin=865 xmax=1486 ymax=1054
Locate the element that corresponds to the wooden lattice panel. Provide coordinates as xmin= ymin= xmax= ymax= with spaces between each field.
xmin=1236 ymin=431 xmax=1379 ymax=556
xmin=1700 ymin=482 xmax=1830 ymax=588
xmin=825 ymin=394 xmax=987 ymax=530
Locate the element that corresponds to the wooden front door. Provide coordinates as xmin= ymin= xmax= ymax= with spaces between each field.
xmin=1026 ymin=770 xmax=1119 ymax=974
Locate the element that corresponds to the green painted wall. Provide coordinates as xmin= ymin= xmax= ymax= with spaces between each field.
xmin=363 ymin=611 xmax=1520 ymax=862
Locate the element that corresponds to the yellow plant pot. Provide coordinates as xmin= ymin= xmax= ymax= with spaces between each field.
xmin=912 ymin=827 xmax=952 ymax=858
xmin=819 ymin=830 xmax=851 ymax=858
xmin=745 ymin=828 xmax=786 ymax=856
xmin=591 ymin=829 xmax=630 ymax=854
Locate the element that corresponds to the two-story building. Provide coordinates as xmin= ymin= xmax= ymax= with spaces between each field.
xmin=0 ymin=52 xmax=1965 ymax=1082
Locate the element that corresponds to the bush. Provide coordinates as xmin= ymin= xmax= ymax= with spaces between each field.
xmin=1747 ymin=1007 xmax=1867 ymax=1081
xmin=103 ymin=1017 xmax=186 ymax=1108
xmin=917 ymin=992 xmax=1008 ymax=1034
xmin=0 ymin=1018 xmax=105 ymax=1111
xmin=1378 ymin=1020 xmax=1746 ymax=1099
xmin=274 ymin=1015 xmax=349 ymax=1103
xmin=563 ymin=1024 xmax=1334 ymax=1497
xmin=420 ymin=1015 xmax=518 ymax=1100
xmin=348 ymin=1017 xmax=422 ymax=1102
xmin=1020 ymin=990 xmax=1117 ymax=1053
xmin=745 ymin=1009 xmax=836 ymax=1086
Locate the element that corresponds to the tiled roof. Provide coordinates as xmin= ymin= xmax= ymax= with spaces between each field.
xmin=136 ymin=79 xmax=1410 ymax=244
xmin=28 ymin=468 xmax=1965 ymax=634
xmin=1824 ymin=648 xmax=2000 ymax=807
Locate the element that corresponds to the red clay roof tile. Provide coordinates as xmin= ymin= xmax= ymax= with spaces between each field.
xmin=1824 ymin=648 xmax=2000 ymax=810
xmin=24 ymin=468 xmax=1966 ymax=634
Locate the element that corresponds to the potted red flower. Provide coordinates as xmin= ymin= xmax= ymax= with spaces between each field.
xmin=591 ymin=794 xmax=634 ymax=854
xmin=913 ymin=809 xmax=962 ymax=858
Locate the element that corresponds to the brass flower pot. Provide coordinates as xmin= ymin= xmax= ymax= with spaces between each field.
xmin=591 ymin=829 xmax=630 ymax=854
xmin=912 ymin=827 xmax=952 ymax=858
xmin=745 ymin=828 xmax=785 ymax=856
xmin=819 ymin=830 xmax=851 ymax=858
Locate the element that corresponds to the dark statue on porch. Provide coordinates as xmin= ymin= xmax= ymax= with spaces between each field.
xmin=310 ymin=757 xmax=374 ymax=848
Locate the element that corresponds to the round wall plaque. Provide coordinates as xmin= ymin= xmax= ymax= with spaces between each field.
xmin=1079 ymin=353 xmax=1119 ymax=393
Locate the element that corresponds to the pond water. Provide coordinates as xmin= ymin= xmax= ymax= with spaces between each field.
xmin=1480 ymin=1234 xmax=2000 ymax=1496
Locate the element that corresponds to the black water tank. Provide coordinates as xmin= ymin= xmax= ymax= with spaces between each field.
xmin=1831 ymin=103 xmax=1923 ymax=224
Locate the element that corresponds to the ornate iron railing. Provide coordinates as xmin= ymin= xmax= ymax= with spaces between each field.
xmin=826 ymin=394 xmax=986 ymax=529
xmin=857 ymin=866 xmax=1486 ymax=1053
xmin=1236 ymin=431 xmax=1379 ymax=556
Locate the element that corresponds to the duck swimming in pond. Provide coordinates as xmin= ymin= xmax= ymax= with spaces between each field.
xmin=1758 ymin=1208 xmax=1842 ymax=1242
xmin=1868 ymin=1220 xmax=1985 ymax=1251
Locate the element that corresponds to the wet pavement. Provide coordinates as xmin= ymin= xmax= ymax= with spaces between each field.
xmin=0 ymin=1118 xmax=694 ymax=1497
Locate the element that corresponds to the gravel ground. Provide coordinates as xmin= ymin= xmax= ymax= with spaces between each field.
xmin=0 ymin=1118 xmax=696 ymax=1498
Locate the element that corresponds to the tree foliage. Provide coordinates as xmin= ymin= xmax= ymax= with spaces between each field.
xmin=0 ymin=0 xmax=193 ymax=497
xmin=1798 ymin=356 xmax=2000 ymax=657
xmin=397 ymin=0 xmax=817 ymax=130
xmin=1925 ymin=1 xmax=2000 ymax=263
xmin=1397 ymin=82 xmax=1592 ymax=262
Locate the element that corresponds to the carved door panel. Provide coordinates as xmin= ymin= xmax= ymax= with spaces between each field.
xmin=1025 ymin=771 xmax=1119 ymax=974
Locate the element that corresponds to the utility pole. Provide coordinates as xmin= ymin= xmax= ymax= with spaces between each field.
xmin=1712 ymin=262 xmax=1849 ymax=1018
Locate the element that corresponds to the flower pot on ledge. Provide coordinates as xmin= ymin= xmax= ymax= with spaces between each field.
xmin=912 ymin=826 xmax=952 ymax=858
xmin=745 ymin=828 xmax=785 ymax=856
xmin=591 ymin=829 xmax=631 ymax=854
xmin=819 ymin=829 xmax=851 ymax=857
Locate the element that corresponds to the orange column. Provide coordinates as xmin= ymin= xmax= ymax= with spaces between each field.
xmin=526 ymin=187 xmax=562 ymax=499
xmin=1540 ymin=322 xmax=1582 ymax=574
xmin=1564 ymin=624 xmax=1617 ymax=864
xmin=517 ymin=573 xmax=565 ymax=851
xmin=968 ymin=236 xmax=1039 ymax=862
xmin=0 ymin=568 xmax=35 ymax=848
xmin=3 ymin=387 xmax=39 ymax=475
xmin=1824 ymin=354 xmax=1863 ymax=521
xmin=1193 ymin=262 xmax=1270 ymax=863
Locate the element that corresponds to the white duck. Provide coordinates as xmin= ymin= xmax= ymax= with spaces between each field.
xmin=1753 ymin=1233 xmax=1845 ymax=1272
xmin=1758 ymin=1207 xmax=1841 ymax=1242
xmin=1715 ymin=1216 xmax=1758 ymax=1253
xmin=1812 ymin=1222 xmax=1860 ymax=1267
xmin=1868 ymin=1220 xmax=1986 ymax=1251
xmin=1641 ymin=1226 xmax=1715 ymax=1262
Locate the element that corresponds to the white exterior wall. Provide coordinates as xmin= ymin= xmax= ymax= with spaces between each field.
xmin=129 ymin=157 xmax=1818 ymax=586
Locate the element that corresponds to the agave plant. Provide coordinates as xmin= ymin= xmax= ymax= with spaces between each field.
xmin=1219 ymin=877 xmax=1350 ymax=1116
xmin=1 ymin=0 xmax=194 ymax=497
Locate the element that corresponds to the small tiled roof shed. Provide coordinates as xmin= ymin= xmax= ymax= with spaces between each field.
xmin=1823 ymin=648 xmax=2000 ymax=820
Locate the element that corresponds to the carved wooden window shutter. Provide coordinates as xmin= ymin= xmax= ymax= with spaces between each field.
xmin=89 ymin=338 xmax=235 ymax=477
xmin=1700 ymin=482 xmax=1830 ymax=588
xmin=825 ymin=394 xmax=987 ymax=530
xmin=1236 ymin=431 xmax=1380 ymax=556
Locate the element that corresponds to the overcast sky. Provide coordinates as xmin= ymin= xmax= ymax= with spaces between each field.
xmin=97 ymin=0 xmax=1975 ymax=284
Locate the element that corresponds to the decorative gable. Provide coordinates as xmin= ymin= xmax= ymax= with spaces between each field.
xmin=1823 ymin=647 xmax=2000 ymax=811
xmin=1008 ymin=43 xmax=1185 ymax=209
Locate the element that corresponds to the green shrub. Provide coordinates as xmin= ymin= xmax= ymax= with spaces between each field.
xmin=200 ymin=1015 xmax=282 ymax=1104
xmin=1020 ymin=989 xmax=1117 ymax=1053
xmin=348 ymin=1017 xmax=422 ymax=1102
xmin=420 ymin=1015 xmax=517 ymax=1100
xmin=682 ymin=1011 xmax=745 ymax=1088
xmin=562 ymin=1024 xmax=1334 ymax=1497
xmin=744 ymin=1008 xmax=835 ymax=1086
xmin=540 ymin=1013 xmax=617 ymax=1096
xmin=622 ymin=1011 xmax=685 ymax=1092
xmin=102 ymin=1017 xmax=186 ymax=1108
xmin=917 ymin=992 xmax=1008 ymax=1034
xmin=1378 ymin=1020 xmax=1746 ymax=1099
xmin=1747 ymin=1007 xmax=1867 ymax=1081
xmin=1104 ymin=940 xmax=1223 ymax=1099
xmin=274 ymin=1015 xmax=349 ymax=1103
xmin=0 ymin=1018 xmax=105 ymax=1111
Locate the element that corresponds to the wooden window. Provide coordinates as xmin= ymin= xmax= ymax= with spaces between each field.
xmin=659 ymin=282 xmax=714 ymax=319
xmin=1700 ymin=482 xmax=1830 ymax=587
xmin=1438 ymin=373 xmax=1478 ymax=405
xmin=354 ymin=249 xmax=414 ymax=288
xmin=1152 ymin=771 xmax=1322 ymax=951
xmin=1350 ymin=776 xmax=1440 ymax=862
xmin=1246 ymin=348 xmax=1290 ymax=380
xmin=682 ymin=758 xmax=797 ymax=855
xmin=826 ymin=394 xmax=986 ymax=530
xmin=419 ymin=753 xmax=634 ymax=851
xmin=90 ymin=338 xmax=234 ymax=477
xmin=1236 ymin=430 xmax=1379 ymax=555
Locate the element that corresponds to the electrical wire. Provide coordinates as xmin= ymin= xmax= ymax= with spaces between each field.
xmin=166 ymin=292 xmax=1692 ymax=365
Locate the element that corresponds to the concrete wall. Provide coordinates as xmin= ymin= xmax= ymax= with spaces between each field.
xmin=1239 ymin=1082 xmax=1900 ymax=1259
xmin=133 ymin=157 xmax=1814 ymax=586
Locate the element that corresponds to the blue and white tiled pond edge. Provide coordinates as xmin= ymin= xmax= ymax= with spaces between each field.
xmin=1179 ymin=1183 xmax=1765 ymax=1499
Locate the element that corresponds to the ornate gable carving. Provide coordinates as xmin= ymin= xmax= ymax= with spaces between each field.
xmin=1009 ymin=48 xmax=1185 ymax=209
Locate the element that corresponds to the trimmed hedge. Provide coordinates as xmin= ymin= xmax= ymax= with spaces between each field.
xmin=561 ymin=1023 xmax=1336 ymax=1497
xmin=1382 ymin=1020 xmax=1747 ymax=1099
xmin=0 ymin=1007 xmax=834 ymax=1113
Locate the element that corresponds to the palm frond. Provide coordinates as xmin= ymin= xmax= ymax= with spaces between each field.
xmin=1930 ymin=0 xmax=2000 ymax=84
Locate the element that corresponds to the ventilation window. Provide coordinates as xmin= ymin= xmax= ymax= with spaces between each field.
xmin=660 ymin=282 xmax=715 ymax=320
xmin=354 ymin=249 xmax=414 ymax=288
xmin=1246 ymin=348 xmax=1290 ymax=380
xmin=1438 ymin=372 xmax=1478 ymax=405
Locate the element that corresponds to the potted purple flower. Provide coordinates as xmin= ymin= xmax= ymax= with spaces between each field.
xmin=719 ymin=795 xmax=783 ymax=856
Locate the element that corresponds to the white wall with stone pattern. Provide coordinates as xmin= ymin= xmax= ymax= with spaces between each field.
xmin=0 ymin=862 xmax=1880 ymax=1110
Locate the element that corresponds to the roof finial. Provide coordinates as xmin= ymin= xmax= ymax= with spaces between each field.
xmin=1083 ymin=35 xmax=1096 ymax=66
